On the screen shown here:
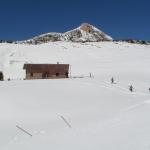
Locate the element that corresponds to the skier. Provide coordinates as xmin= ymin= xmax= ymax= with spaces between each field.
xmin=129 ymin=85 xmax=133 ymax=92
xmin=148 ymin=87 xmax=150 ymax=92
xmin=111 ymin=77 xmax=114 ymax=84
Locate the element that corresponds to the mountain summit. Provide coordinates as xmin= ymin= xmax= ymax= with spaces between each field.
xmin=62 ymin=23 xmax=113 ymax=42
xmin=22 ymin=23 xmax=113 ymax=44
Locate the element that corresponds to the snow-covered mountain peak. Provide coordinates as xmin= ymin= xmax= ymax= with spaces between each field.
xmin=80 ymin=23 xmax=103 ymax=33
xmin=20 ymin=23 xmax=113 ymax=44
xmin=62 ymin=23 xmax=113 ymax=42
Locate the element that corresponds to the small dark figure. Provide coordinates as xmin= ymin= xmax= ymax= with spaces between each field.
xmin=0 ymin=72 xmax=3 ymax=81
xmin=89 ymin=72 xmax=92 ymax=78
xmin=129 ymin=85 xmax=133 ymax=92
xmin=148 ymin=88 xmax=150 ymax=92
xmin=111 ymin=77 xmax=114 ymax=84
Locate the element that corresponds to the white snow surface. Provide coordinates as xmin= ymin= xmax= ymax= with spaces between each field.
xmin=0 ymin=41 xmax=150 ymax=150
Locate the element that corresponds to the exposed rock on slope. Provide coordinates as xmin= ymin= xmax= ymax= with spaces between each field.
xmin=62 ymin=23 xmax=113 ymax=42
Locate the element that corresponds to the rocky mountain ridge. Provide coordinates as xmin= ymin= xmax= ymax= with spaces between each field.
xmin=19 ymin=23 xmax=113 ymax=44
xmin=0 ymin=23 xmax=149 ymax=45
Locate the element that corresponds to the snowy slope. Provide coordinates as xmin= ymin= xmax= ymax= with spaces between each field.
xmin=0 ymin=41 xmax=150 ymax=150
xmin=0 ymin=41 xmax=149 ymax=80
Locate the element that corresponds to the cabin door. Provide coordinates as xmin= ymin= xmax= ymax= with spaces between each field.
xmin=65 ymin=72 xmax=68 ymax=78
xmin=42 ymin=72 xmax=48 ymax=79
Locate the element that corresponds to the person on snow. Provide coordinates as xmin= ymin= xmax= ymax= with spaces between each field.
xmin=111 ymin=77 xmax=114 ymax=84
xmin=129 ymin=85 xmax=133 ymax=92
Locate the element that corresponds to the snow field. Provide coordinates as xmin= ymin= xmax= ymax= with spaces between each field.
xmin=0 ymin=41 xmax=150 ymax=149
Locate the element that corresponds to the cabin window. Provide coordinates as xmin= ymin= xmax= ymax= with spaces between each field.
xmin=56 ymin=73 xmax=59 ymax=77
xmin=30 ymin=73 xmax=33 ymax=77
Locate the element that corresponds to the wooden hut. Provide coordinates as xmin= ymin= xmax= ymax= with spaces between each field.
xmin=23 ymin=64 xmax=69 ymax=79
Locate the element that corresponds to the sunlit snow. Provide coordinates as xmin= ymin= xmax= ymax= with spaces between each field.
xmin=0 ymin=41 xmax=150 ymax=150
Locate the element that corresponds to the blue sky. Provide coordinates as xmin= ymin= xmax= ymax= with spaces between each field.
xmin=0 ymin=0 xmax=149 ymax=40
